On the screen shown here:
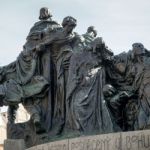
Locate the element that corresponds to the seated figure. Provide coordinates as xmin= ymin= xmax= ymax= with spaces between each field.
xmin=103 ymin=84 xmax=137 ymax=131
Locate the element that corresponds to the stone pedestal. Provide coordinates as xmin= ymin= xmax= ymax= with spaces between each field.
xmin=69 ymin=133 xmax=121 ymax=150
xmin=5 ymin=130 xmax=150 ymax=150
xmin=4 ymin=139 xmax=25 ymax=150
xmin=122 ymin=130 xmax=150 ymax=150
xmin=27 ymin=139 xmax=69 ymax=150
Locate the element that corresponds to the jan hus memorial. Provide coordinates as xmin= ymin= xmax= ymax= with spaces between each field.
xmin=1 ymin=7 xmax=150 ymax=150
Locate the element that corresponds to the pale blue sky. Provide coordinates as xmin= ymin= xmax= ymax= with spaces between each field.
xmin=0 ymin=0 xmax=150 ymax=65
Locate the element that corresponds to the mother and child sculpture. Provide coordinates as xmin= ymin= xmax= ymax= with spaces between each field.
xmin=0 ymin=7 xmax=150 ymax=148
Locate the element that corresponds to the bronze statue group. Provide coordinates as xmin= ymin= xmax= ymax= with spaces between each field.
xmin=0 ymin=7 xmax=150 ymax=147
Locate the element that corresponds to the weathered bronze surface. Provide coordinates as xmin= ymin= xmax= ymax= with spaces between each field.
xmin=0 ymin=7 xmax=150 ymax=148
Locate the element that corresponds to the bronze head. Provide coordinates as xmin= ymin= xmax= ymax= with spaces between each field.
xmin=132 ymin=43 xmax=145 ymax=62
xmin=87 ymin=26 xmax=97 ymax=37
xmin=132 ymin=43 xmax=145 ymax=56
xmin=39 ymin=7 xmax=52 ymax=20
xmin=62 ymin=16 xmax=77 ymax=34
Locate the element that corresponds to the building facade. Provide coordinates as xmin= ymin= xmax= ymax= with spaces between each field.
xmin=0 ymin=105 xmax=29 ymax=150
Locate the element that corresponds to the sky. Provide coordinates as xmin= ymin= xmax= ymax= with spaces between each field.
xmin=0 ymin=0 xmax=150 ymax=66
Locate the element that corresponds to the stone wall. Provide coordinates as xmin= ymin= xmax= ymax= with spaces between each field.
xmin=25 ymin=130 xmax=150 ymax=150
